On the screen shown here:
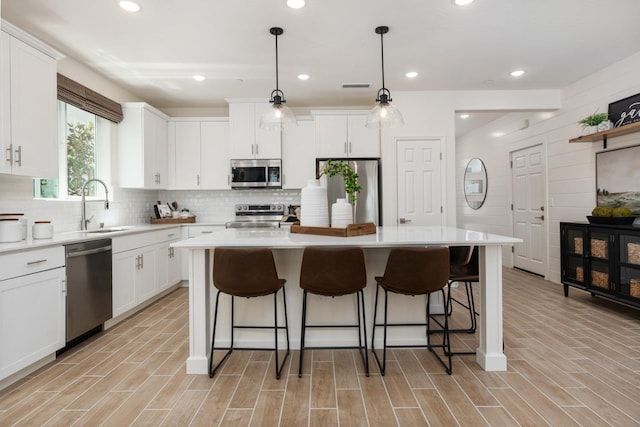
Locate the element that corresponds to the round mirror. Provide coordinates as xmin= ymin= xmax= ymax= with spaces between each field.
xmin=464 ymin=158 xmax=487 ymax=210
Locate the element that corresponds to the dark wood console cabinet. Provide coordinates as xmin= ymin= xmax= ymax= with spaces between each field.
xmin=561 ymin=222 xmax=640 ymax=309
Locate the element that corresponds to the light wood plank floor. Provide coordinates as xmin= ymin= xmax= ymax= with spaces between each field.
xmin=1 ymin=268 xmax=639 ymax=426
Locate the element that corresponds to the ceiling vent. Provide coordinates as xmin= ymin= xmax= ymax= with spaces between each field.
xmin=342 ymin=83 xmax=370 ymax=89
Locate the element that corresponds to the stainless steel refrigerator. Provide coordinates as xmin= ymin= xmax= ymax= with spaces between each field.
xmin=316 ymin=158 xmax=381 ymax=225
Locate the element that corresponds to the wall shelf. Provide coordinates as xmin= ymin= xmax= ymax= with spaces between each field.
xmin=570 ymin=121 xmax=640 ymax=148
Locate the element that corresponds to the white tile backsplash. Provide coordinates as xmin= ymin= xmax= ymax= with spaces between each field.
xmin=157 ymin=189 xmax=301 ymax=222
xmin=0 ymin=174 xmax=300 ymax=236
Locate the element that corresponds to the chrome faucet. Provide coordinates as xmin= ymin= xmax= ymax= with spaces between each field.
xmin=81 ymin=179 xmax=109 ymax=230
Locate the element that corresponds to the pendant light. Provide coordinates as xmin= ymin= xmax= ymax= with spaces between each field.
xmin=260 ymin=27 xmax=297 ymax=131
xmin=365 ymin=26 xmax=404 ymax=129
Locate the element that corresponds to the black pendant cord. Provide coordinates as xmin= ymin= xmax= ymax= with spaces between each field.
xmin=379 ymin=30 xmax=385 ymax=91
xmin=274 ymin=31 xmax=279 ymax=93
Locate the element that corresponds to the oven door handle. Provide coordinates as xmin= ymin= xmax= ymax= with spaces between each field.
xmin=67 ymin=246 xmax=112 ymax=258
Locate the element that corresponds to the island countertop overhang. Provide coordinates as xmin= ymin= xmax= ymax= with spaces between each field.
xmin=171 ymin=225 xmax=521 ymax=249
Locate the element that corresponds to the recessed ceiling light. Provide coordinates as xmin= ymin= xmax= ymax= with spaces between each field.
xmin=297 ymin=74 xmax=310 ymax=80
xmin=286 ymin=0 xmax=307 ymax=9
xmin=119 ymin=1 xmax=141 ymax=12
xmin=510 ymin=69 xmax=526 ymax=77
xmin=452 ymin=0 xmax=474 ymax=5
xmin=405 ymin=71 xmax=418 ymax=78
xmin=193 ymin=75 xmax=206 ymax=82
xmin=460 ymin=114 xmax=470 ymax=119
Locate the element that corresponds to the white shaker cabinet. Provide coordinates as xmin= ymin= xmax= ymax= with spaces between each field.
xmin=229 ymin=101 xmax=281 ymax=159
xmin=111 ymin=228 xmax=182 ymax=318
xmin=282 ymin=118 xmax=316 ymax=189
xmin=313 ymin=112 xmax=380 ymax=159
xmin=117 ymin=103 xmax=169 ymax=189
xmin=0 ymin=247 xmax=65 ymax=381
xmin=1 ymin=26 xmax=58 ymax=178
xmin=170 ymin=119 xmax=229 ymax=189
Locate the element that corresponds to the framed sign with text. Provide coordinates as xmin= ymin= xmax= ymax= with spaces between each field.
xmin=608 ymin=93 xmax=640 ymax=128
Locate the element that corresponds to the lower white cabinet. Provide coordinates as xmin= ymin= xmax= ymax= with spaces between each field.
xmin=0 ymin=247 xmax=65 ymax=381
xmin=111 ymin=228 xmax=181 ymax=318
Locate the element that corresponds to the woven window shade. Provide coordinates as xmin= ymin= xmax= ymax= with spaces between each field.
xmin=57 ymin=74 xmax=123 ymax=123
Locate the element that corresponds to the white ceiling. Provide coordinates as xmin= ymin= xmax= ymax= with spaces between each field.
xmin=3 ymin=0 xmax=640 ymax=134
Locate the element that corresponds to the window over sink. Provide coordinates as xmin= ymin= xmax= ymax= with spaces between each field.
xmin=33 ymin=101 xmax=112 ymax=200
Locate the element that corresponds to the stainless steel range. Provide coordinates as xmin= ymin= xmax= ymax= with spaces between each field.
xmin=225 ymin=203 xmax=285 ymax=229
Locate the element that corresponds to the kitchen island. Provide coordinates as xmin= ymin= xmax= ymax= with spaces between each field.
xmin=172 ymin=226 xmax=521 ymax=373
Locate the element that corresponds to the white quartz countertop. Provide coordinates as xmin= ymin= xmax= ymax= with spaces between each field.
xmin=172 ymin=226 xmax=521 ymax=249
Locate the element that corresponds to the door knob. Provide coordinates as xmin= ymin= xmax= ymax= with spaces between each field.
xmin=540 ymin=206 xmax=544 ymax=211
xmin=535 ymin=215 xmax=545 ymax=220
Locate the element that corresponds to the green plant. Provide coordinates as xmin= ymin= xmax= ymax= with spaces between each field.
xmin=67 ymin=121 xmax=96 ymax=196
xmin=578 ymin=111 xmax=608 ymax=127
xmin=319 ymin=159 xmax=362 ymax=202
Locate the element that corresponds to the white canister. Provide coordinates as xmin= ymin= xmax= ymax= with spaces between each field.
xmin=32 ymin=221 xmax=54 ymax=239
xmin=0 ymin=213 xmax=27 ymax=239
xmin=0 ymin=219 xmax=23 ymax=243
xmin=331 ymin=198 xmax=353 ymax=228
xmin=300 ymin=179 xmax=329 ymax=227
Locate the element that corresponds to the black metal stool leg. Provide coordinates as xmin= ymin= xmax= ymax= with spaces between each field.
xmin=298 ymin=290 xmax=308 ymax=377
xmin=358 ymin=289 xmax=370 ymax=376
xmin=209 ymin=292 xmax=234 ymax=378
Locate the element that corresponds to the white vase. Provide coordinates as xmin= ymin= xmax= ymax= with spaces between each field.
xmin=331 ymin=198 xmax=353 ymax=228
xmin=300 ymin=179 xmax=329 ymax=227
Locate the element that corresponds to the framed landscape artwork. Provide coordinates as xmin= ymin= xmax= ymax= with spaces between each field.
xmin=596 ymin=144 xmax=640 ymax=214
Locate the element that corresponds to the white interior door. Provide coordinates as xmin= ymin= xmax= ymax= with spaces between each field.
xmin=511 ymin=144 xmax=546 ymax=276
xmin=397 ymin=139 xmax=443 ymax=226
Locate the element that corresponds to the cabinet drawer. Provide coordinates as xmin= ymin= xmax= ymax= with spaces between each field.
xmin=0 ymin=246 xmax=65 ymax=281
xmin=187 ymin=225 xmax=223 ymax=238
xmin=112 ymin=228 xmax=180 ymax=253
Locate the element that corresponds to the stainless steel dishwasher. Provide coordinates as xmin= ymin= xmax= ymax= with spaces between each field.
xmin=65 ymin=238 xmax=113 ymax=346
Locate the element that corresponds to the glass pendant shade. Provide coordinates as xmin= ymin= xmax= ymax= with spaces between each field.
xmin=260 ymin=99 xmax=298 ymax=131
xmin=365 ymin=98 xmax=404 ymax=128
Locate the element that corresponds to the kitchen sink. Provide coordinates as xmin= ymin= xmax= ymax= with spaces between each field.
xmin=84 ymin=226 xmax=135 ymax=234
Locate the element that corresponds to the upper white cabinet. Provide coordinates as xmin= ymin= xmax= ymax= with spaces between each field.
xmin=313 ymin=112 xmax=380 ymax=159
xmin=228 ymin=101 xmax=281 ymax=159
xmin=1 ymin=25 xmax=58 ymax=178
xmin=169 ymin=118 xmax=229 ymax=190
xmin=282 ymin=118 xmax=316 ymax=189
xmin=117 ymin=103 xmax=169 ymax=189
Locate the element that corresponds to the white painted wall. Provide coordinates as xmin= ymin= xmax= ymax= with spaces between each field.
xmin=457 ymin=52 xmax=640 ymax=284
xmin=380 ymin=90 xmax=561 ymax=227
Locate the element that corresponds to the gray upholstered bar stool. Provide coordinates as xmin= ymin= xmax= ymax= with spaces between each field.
xmin=371 ymin=246 xmax=452 ymax=375
xmin=298 ymin=246 xmax=369 ymax=377
xmin=209 ymin=247 xmax=290 ymax=380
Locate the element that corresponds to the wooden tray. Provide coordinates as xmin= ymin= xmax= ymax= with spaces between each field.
xmin=290 ymin=222 xmax=376 ymax=237
xmin=150 ymin=216 xmax=196 ymax=224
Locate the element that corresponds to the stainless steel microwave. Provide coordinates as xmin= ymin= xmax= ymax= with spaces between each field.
xmin=230 ymin=159 xmax=282 ymax=189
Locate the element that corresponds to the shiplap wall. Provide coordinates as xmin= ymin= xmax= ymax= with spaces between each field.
xmin=456 ymin=52 xmax=640 ymax=283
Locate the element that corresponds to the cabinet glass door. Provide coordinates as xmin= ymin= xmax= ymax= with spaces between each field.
xmin=589 ymin=230 xmax=612 ymax=291
xmin=564 ymin=227 xmax=586 ymax=284
xmin=619 ymin=233 xmax=640 ymax=300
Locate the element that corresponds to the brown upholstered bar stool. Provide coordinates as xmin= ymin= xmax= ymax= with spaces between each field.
xmin=209 ymin=247 xmax=290 ymax=379
xmin=371 ymin=247 xmax=452 ymax=375
xmin=298 ymin=247 xmax=369 ymax=377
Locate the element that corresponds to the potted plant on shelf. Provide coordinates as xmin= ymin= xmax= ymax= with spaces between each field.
xmin=578 ymin=111 xmax=610 ymax=135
